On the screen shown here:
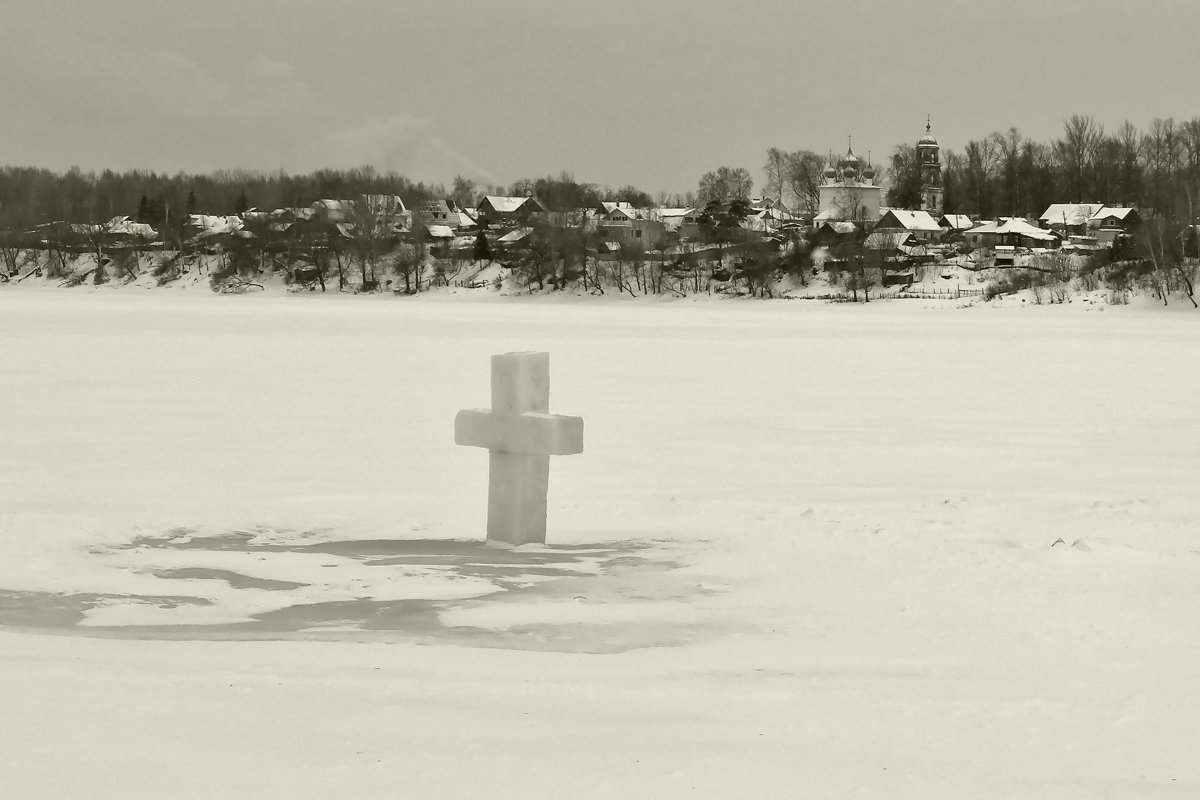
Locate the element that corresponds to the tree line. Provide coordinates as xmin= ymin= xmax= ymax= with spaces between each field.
xmin=0 ymin=165 xmax=663 ymax=242
xmin=885 ymin=115 xmax=1200 ymax=221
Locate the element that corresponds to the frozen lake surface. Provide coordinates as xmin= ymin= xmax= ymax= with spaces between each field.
xmin=1 ymin=289 xmax=1197 ymax=798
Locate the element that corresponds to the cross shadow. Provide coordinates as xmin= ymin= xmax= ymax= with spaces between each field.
xmin=1 ymin=530 xmax=715 ymax=653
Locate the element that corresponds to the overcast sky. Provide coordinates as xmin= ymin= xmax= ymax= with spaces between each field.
xmin=2 ymin=0 xmax=1198 ymax=195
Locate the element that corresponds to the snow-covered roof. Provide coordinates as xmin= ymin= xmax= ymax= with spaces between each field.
xmin=657 ymin=207 xmax=694 ymax=218
xmin=878 ymin=209 xmax=941 ymax=232
xmin=606 ymin=206 xmax=643 ymax=220
xmin=740 ymin=213 xmax=769 ymax=232
xmin=188 ymin=214 xmax=243 ymax=234
xmin=425 ymin=224 xmax=455 ymax=239
xmin=814 ymin=208 xmax=876 ymax=223
xmin=483 ymin=196 xmax=533 ymax=214
xmin=968 ymin=217 xmax=1057 ymax=241
xmin=313 ymin=199 xmax=354 ymax=214
xmin=497 ymin=227 xmax=532 ymax=244
xmin=863 ymin=230 xmax=912 ymax=250
xmin=363 ymin=194 xmax=408 ymax=216
xmin=750 ymin=197 xmax=792 ymax=213
xmin=1089 ymin=206 xmax=1137 ymax=222
xmin=1039 ymin=203 xmax=1104 ymax=226
xmin=818 ymin=221 xmax=858 ymax=234
xmin=939 ymin=214 xmax=973 ymax=230
xmin=105 ymin=217 xmax=158 ymax=239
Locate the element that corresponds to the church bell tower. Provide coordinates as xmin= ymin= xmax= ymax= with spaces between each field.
xmin=918 ymin=117 xmax=943 ymax=216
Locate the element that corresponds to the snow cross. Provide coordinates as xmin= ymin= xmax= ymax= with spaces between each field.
xmin=455 ymin=352 xmax=584 ymax=546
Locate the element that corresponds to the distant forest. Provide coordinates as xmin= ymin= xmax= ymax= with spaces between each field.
xmin=0 ymin=164 xmax=661 ymax=240
xmin=0 ymin=166 xmax=449 ymax=235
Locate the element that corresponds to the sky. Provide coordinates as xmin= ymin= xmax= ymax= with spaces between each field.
xmin=2 ymin=0 xmax=1199 ymax=196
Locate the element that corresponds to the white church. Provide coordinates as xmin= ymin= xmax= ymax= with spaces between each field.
xmin=815 ymin=122 xmax=944 ymax=226
xmin=815 ymin=140 xmax=882 ymax=225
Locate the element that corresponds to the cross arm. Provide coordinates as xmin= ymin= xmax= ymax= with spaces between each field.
xmin=455 ymin=409 xmax=584 ymax=456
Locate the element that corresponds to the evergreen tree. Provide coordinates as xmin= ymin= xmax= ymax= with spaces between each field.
xmin=148 ymin=195 xmax=166 ymax=229
xmin=473 ymin=228 xmax=491 ymax=262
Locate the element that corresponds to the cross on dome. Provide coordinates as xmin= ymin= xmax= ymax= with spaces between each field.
xmin=919 ymin=117 xmax=938 ymax=147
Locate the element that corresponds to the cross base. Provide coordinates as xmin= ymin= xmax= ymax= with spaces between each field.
xmin=486 ymin=452 xmax=550 ymax=546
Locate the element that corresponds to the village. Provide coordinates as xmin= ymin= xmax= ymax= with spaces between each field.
xmin=0 ymin=121 xmax=1196 ymax=306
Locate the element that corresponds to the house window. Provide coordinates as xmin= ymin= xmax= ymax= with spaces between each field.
xmin=634 ymin=229 xmax=642 ymax=238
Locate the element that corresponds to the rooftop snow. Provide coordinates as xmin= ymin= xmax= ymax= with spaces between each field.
xmin=879 ymin=209 xmax=941 ymax=231
xmin=483 ymin=196 xmax=533 ymax=214
xmin=1039 ymin=203 xmax=1105 ymax=226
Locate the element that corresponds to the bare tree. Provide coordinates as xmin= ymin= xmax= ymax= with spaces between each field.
xmin=1054 ymin=115 xmax=1104 ymax=202
xmin=832 ymin=183 xmax=867 ymax=223
xmin=964 ymin=135 xmax=999 ymax=217
xmin=1179 ymin=118 xmax=1200 ymax=222
xmin=885 ymin=144 xmax=923 ymax=209
xmin=1142 ymin=117 xmax=1181 ymax=217
xmin=81 ymin=219 xmax=117 ymax=285
xmin=386 ymin=212 xmax=428 ymax=295
xmin=349 ymin=196 xmax=392 ymax=291
xmin=1136 ymin=215 xmax=1195 ymax=306
xmin=995 ymin=127 xmax=1024 ymax=215
xmin=864 ymin=230 xmax=907 ymax=291
xmin=762 ymin=148 xmax=789 ymax=205
xmin=697 ymin=166 xmax=753 ymax=205
xmin=451 ymin=175 xmax=477 ymax=209
xmin=784 ymin=150 xmax=824 ymax=215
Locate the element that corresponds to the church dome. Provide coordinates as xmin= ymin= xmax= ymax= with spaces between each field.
xmin=823 ymin=163 xmax=837 ymax=179
xmin=918 ymin=118 xmax=938 ymax=147
xmin=839 ymin=151 xmax=860 ymax=169
xmin=861 ymin=165 xmax=876 ymax=180
xmin=841 ymin=166 xmax=858 ymax=180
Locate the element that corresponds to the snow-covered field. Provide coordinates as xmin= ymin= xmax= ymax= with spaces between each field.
xmin=1 ymin=288 xmax=1197 ymax=799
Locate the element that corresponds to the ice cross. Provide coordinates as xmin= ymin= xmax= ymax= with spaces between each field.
xmin=455 ymin=352 xmax=584 ymax=546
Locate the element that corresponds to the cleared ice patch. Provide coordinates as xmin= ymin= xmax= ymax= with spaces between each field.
xmin=439 ymin=600 xmax=700 ymax=629
xmin=80 ymin=597 xmax=250 ymax=627
xmin=1 ymin=528 xmax=708 ymax=651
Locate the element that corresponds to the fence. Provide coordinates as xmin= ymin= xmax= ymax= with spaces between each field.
xmin=896 ymin=286 xmax=982 ymax=299
xmin=790 ymin=286 xmax=983 ymax=302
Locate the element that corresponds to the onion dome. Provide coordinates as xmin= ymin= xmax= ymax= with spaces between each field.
xmin=861 ymin=165 xmax=876 ymax=181
xmin=841 ymin=166 xmax=858 ymax=181
xmin=823 ymin=164 xmax=837 ymax=180
xmin=919 ymin=117 xmax=938 ymax=146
